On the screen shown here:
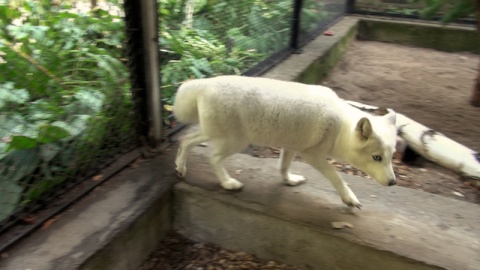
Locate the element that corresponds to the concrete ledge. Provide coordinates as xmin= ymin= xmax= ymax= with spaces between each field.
xmin=174 ymin=147 xmax=480 ymax=270
xmin=0 ymin=152 xmax=177 ymax=270
xmin=357 ymin=17 xmax=480 ymax=54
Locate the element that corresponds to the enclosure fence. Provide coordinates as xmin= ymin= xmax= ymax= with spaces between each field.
xmin=0 ymin=0 xmax=347 ymax=248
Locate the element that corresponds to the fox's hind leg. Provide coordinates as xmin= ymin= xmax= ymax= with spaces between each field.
xmin=279 ymin=148 xmax=306 ymax=186
xmin=210 ymin=138 xmax=249 ymax=190
xmin=175 ymin=129 xmax=209 ymax=178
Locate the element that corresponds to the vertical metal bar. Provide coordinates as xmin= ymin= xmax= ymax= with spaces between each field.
xmin=124 ymin=0 xmax=162 ymax=147
xmin=124 ymin=0 xmax=148 ymax=143
xmin=140 ymin=0 xmax=162 ymax=145
xmin=346 ymin=0 xmax=355 ymax=14
xmin=290 ymin=0 xmax=304 ymax=51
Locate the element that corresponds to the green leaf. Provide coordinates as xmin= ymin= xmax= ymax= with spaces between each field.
xmin=24 ymin=174 xmax=66 ymax=202
xmin=39 ymin=143 xmax=61 ymax=162
xmin=37 ymin=124 xmax=70 ymax=143
xmin=0 ymin=113 xmax=26 ymax=138
xmin=0 ymin=149 xmax=40 ymax=182
xmin=0 ymin=178 xmax=23 ymax=223
xmin=27 ymin=99 xmax=59 ymax=121
xmin=0 ymin=83 xmax=29 ymax=107
xmin=6 ymin=136 xmax=37 ymax=152
xmin=189 ymin=66 xmax=204 ymax=78
xmin=52 ymin=115 xmax=91 ymax=137
xmin=74 ymin=89 xmax=105 ymax=114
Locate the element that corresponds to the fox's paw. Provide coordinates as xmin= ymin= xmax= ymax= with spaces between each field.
xmin=284 ymin=174 xmax=306 ymax=186
xmin=175 ymin=163 xmax=187 ymax=178
xmin=341 ymin=190 xmax=362 ymax=209
xmin=221 ymin=178 xmax=244 ymax=190
xmin=343 ymin=200 xmax=362 ymax=209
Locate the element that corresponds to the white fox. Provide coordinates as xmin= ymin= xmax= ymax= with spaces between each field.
xmin=173 ymin=76 xmax=397 ymax=208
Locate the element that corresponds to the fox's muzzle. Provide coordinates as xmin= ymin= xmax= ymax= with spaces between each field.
xmin=388 ymin=178 xmax=397 ymax=186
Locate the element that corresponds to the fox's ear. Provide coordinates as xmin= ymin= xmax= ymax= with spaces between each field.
xmin=356 ymin=117 xmax=372 ymax=140
xmin=385 ymin=111 xmax=396 ymax=125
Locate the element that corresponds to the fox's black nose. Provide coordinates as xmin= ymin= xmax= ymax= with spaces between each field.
xmin=388 ymin=179 xmax=397 ymax=186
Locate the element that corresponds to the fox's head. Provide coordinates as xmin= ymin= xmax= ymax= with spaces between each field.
xmin=349 ymin=111 xmax=397 ymax=186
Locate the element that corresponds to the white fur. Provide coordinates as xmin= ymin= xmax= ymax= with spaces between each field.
xmin=174 ymin=76 xmax=397 ymax=208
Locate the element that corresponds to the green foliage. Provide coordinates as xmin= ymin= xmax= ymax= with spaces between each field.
xmin=0 ymin=0 xmax=132 ymax=221
xmin=412 ymin=0 xmax=476 ymax=23
xmin=159 ymin=0 xmax=335 ymax=104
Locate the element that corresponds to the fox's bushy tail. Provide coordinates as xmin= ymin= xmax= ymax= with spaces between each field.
xmin=173 ymin=79 xmax=204 ymax=124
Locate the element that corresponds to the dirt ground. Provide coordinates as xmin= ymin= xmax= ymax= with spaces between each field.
xmin=249 ymin=41 xmax=480 ymax=204
xmin=322 ymin=40 xmax=480 ymax=204
xmin=137 ymin=232 xmax=300 ymax=270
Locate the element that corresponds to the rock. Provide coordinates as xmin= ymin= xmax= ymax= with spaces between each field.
xmin=331 ymin=222 xmax=354 ymax=229
xmin=452 ymin=191 xmax=464 ymax=197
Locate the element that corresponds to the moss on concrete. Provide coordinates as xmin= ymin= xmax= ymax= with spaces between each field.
xmin=296 ymin=23 xmax=358 ymax=84
xmin=358 ymin=19 xmax=480 ymax=54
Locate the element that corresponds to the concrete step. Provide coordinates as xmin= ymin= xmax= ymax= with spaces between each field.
xmin=174 ymin=146 xmax=480 ymax=270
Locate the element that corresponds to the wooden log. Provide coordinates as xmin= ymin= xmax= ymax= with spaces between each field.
xmin=345 ymin=100 xmax=480 ymax=179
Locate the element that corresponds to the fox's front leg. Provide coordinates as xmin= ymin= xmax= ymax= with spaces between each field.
xmin=300 ymin=152 xmax=362 ymax=209
xmin=279 ymin=148 xmax=306 ymax=186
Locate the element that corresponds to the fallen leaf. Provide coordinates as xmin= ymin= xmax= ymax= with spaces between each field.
xmin=42 ymin=216 xmax=60 ymax=229
xmin=331 ymin=221 xmax=354 ymax=229
xmin=21 ymin=214 xmax=38 ymax=224
xmin=92 ymin=174 xmax=103 ymax=181
xmin=129 ymin=163 xmax=139 ymax=169
xmin=323 ymin=30 xmax=334 ymax=36
xmin=129 ymin=158 xmax=143 ymax=169
xmin=235 ymin=170 xmax=243 ymax=175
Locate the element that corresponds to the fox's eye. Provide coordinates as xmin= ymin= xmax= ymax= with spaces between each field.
xmin=372 ymin=155 xmax=382 ymax=162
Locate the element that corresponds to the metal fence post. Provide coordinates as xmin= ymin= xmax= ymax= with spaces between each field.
xmin=346 ymin=0 xmax=355 ymax=14
xmin=141 ymin=0 xmax=162 ymax=145
xmin=124 ymin=0 xmax=162 ymax=147
xmin=290 ymin=0 xmax=304 ymax=52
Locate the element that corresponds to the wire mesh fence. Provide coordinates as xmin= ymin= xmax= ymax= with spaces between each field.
xmin=0 ymin=0 xmax=136 ymax=233
xmin=159 ymin=0 xmax=345 ymax=106
xmin=299 ymin=0 xmax=346 ymax=45
xmin=160 ymin=0 xmax=292 ymax=104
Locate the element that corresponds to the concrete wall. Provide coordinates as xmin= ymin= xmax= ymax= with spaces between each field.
xmin=358 ymin=18 xmax=480 ymax=54
xmin=81 ymin=193 xmax=171 ymax=270
xmin=174 ymin=184 xmax=442 ymax=270
xmin=173 ymin=147 xmax=480 ymax=270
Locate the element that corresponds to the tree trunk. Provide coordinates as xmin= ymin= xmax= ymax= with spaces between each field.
xmin=471 ymin=0 xmax=480 ymax=107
